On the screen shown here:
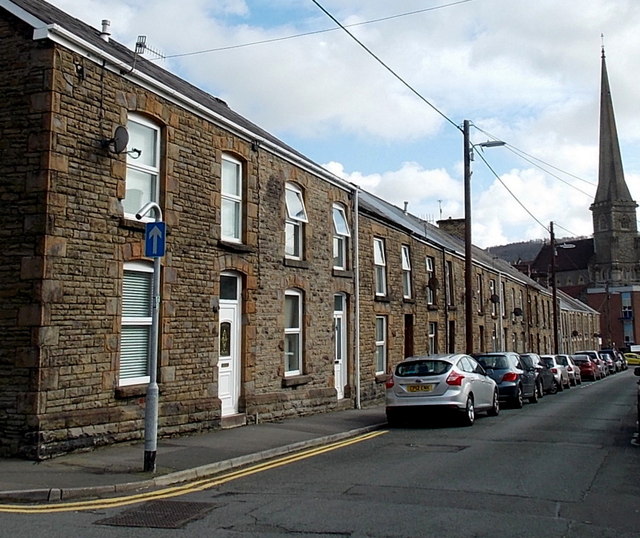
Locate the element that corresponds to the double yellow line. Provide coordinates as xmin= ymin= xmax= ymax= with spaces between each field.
xmin=0 ymin=430 xmax=387 ymax=514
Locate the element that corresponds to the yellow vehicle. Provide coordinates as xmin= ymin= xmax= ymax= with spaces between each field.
xmin=623 ymin=352 xmax=640 ymax=366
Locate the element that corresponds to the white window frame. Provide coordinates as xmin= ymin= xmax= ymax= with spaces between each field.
xmin=284 ymin=289 xmax=303 ymax=376
xmin=375 ymin=315 xmax=387 ymax=374
xmin=428 ymin=322 xmax=437 ymax=355
xmin=489 ymin=279 xmax=497 ymax=316
xmin=426 ymin=256 xmax=435 ymax=305
xmin=285 ymin=183 xmax=308 ymax=259
xmin=401 ymin=245 xmax=412 ymax=299
xmin=373 ymin=238 xmax=387 ymax=296
xmin=221 ymin=154 xmax=243 ymax=243
xmin=332 ymin=204 xmax=351 ymax=270
xmin=123 ymin=115 xmax=160 ymax=220
xmin=120 ymin=261 xmax=153 ymax=386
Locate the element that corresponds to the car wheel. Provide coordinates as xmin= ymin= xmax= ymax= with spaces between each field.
xmin=488 ymin=390 xmax=500 ymax=416
xmin=537 ymin=381 xmax=544 ymax=399
xmin=529 ymin=383 xmax=538 ymax=403
xmin=557 ymin=379 xmax=564 ymax=392
xmin=512 ymin=386 xmax=524 ymax=409
xmin=386 ymin=408 xmax=401 ymax=427
xmin=548 ymin=379 xmax=558 ymax=394
xmin=461 ymin=395 xmax=475 ymax=426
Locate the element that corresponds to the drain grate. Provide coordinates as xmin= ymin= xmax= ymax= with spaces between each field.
xmin=95 ymin=500 xmax=217 ymax=529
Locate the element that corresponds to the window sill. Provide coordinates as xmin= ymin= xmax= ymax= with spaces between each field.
xmin=447 ymin=305 xmax=457 ymax=311
xmin=332 ymin=268 xmax=354 ymax=278
xmin=375 ymin=373 xmax=390 ymax=384
xmin=427 ymin=305 xmax=438 ymax=311
xmin=115 ymin=384 xmax=150 ymax=398
xmin=282 ymin=374 xmax=312 ymax=388
xmin=217 ymin=240 xmax=255 ymax=254
xmin=118 ymin=217 xmax=146 ymax=232
xmin=402 ymin=298 xmax=415 ymax=304
xmin=283 ymin=258 xmax=310 ymax=269
xmin=374 ymin=296 xmax=390 ymax=303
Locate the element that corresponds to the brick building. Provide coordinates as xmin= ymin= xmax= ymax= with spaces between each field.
xmin=0 ymin=0 xmax=599 ymax=459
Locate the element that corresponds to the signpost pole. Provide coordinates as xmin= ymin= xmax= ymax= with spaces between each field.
xmin=136 ymin=202 xmax=165 ymax=473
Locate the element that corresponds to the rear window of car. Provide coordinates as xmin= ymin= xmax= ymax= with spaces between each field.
xmin=395 ymin=360 xmax=451 ymax=377
xmin=557 ymin=356 xmax=568 ymax=365
xmin=542 ymin=357 xmax=553 ymax=367
xmin=475 ymin=355 xmax=509 ymax=369
xmin=572 ymin=357 xmax=589 ymax=363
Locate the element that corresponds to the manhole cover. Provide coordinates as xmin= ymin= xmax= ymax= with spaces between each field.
xmin=95 ymin=500 xmax=217 ymax=529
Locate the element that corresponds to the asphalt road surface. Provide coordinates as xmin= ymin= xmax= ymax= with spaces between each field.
xmin=2 ymin=370 xmax=639 ymax=537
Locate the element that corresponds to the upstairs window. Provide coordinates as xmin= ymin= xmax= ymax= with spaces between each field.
xmin=332 ymin=204 xmax=351 ymax=270
xmin=426 ymin=256 xmax=436 ymax=305
xmin=123 ymin=115 xmax=160 ymax=219
xmin=445 ymin=261 xmax=454 ymax=306
xmin=285 ymin=183 xmax=308 ymax=259
xmin=373 ymin=238 xmax=387 ymax=296
xmin=401 ymin=245 xmax=412 ymax=299
xmin=221 ymin=154 xmax=243 ymax=243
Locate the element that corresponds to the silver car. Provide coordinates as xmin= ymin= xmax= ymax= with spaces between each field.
xmin=541 ymin=355 xmax=570 ymax=390
xmin=385 ymin=353 xmax=499 ymax=427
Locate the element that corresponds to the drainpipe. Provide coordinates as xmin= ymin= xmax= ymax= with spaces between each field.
xmin=353 ymin=188 xmax=361 ymax=409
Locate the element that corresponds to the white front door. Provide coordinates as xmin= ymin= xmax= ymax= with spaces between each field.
xmin=334 ymin=294 xmax=347 ymax=399
xmin=218 ymin=274 xmax=241 ymax=416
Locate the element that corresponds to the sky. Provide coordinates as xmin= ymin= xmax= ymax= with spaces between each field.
xmin=47 ymin=0 xmax=640 ymax=248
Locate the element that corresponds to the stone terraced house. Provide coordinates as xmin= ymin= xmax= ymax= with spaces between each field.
xmin=0 ymin=0 xmax=600 ymax=459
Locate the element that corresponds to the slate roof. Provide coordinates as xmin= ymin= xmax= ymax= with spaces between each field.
xmin=531 ymin=238 xmax=594 ymax=275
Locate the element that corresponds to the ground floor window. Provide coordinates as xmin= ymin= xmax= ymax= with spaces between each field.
xmin=285 ymin=289 xmax=303 ymax=376
xmin=375 ymin=316 xmax=387 ymax=374
xmin=120 ymin=261 xmax=153 ymax=386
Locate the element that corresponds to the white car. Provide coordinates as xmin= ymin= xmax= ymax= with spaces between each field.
xmin=541 ymin=355 xmax=571 ymax=390
xmin=557 ymin=354 xmax=582 ymax=386
xmin=385 ymin=353 xmax=499 ymax=427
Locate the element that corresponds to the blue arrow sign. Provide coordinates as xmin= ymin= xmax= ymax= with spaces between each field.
xmin=145 ymin=222 xmax=166 ymax=257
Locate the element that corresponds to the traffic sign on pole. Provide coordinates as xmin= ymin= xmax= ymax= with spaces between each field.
xmin=145 ymin=221 xmax=166 ymax=257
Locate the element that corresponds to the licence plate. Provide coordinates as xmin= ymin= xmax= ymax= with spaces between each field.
xmin=407 ymin=384 xmax=434 ymax=393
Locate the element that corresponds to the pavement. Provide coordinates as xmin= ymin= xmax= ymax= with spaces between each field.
xmin=0 ymin=406 xmax=387 ymax=504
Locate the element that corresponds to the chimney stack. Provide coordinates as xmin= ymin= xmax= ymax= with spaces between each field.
xmin=100 ymin=20 xmax=111 ymax=42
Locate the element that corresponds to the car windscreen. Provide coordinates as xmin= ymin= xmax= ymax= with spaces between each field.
xmin=475 ymin=355 xmax=509 ymax=369
xmin=395 ymin=360 xmax=452 ymax=377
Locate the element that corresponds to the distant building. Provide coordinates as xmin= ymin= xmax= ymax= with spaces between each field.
xmin=505 ymin=49 xmax=639 ymax=351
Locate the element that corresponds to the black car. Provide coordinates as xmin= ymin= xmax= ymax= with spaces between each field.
xmin=472 ymin=352 xmax=538 ymax=408
xmin=520 ymin=353 xmax=556 ymax=396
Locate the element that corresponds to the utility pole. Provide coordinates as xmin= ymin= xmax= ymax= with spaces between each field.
xmin=463 ymin=120 xmax=473 ymax=354
xmin=550 ymin=221 xmax=559 ymax=354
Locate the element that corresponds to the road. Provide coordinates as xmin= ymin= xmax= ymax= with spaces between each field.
xmin=1 ymin=371 xmax=639 ymax=537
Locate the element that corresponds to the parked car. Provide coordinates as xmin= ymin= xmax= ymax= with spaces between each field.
xmin=572 ymin=354 xmax=600 ymax=381
xmin=575 ymin=350 xmax=608 ymax=378
xmin=473 ymin=352 xmax=537 ymax=407
xmin=557 ymin=354 xmax=581 ymax=385
xmin=600 ymin=349 xmax=623 ymax=372
xmin=520 ymin=353 xmax=556 ymax=396
xmin=385 ymin=354 xmax=499 ymax=427
xmin=624 ymin=352 xmax=640 ymax=366
xmin=541 ymin=355 xmax=570 ymax=391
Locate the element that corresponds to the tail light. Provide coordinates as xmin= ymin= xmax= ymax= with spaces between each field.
xmin=446 ymin=371 xmax=465 ymax=386
xmin=551 ymin=368 xmax=558 ymax=374
xmin=502 ymin=372 xmax=518 ymax=382
xmin=385 ymin=376 xmax=395 ymax=389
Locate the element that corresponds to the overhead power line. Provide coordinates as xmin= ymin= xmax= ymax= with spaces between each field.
xmin=310 ymin=0 xmax=460 ymax=131
xmin=163 ymin=1 xmax=476 ymax=60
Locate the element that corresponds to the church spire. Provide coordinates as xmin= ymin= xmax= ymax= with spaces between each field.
xmin=593 ymin=45 xmax=632 ymax=204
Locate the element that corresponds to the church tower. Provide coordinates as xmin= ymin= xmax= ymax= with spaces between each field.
xmin=589 ymin=48 xmax=639 ymax=286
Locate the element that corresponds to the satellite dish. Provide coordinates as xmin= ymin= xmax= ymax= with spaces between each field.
xmin=112 ymin=126 xmax=129 ymax=154
xmin=102 ymin=125 xmax=129 ymax=154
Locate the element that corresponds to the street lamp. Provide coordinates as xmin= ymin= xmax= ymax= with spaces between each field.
xmin=463 ymin=120 xmax=505 ymax=353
